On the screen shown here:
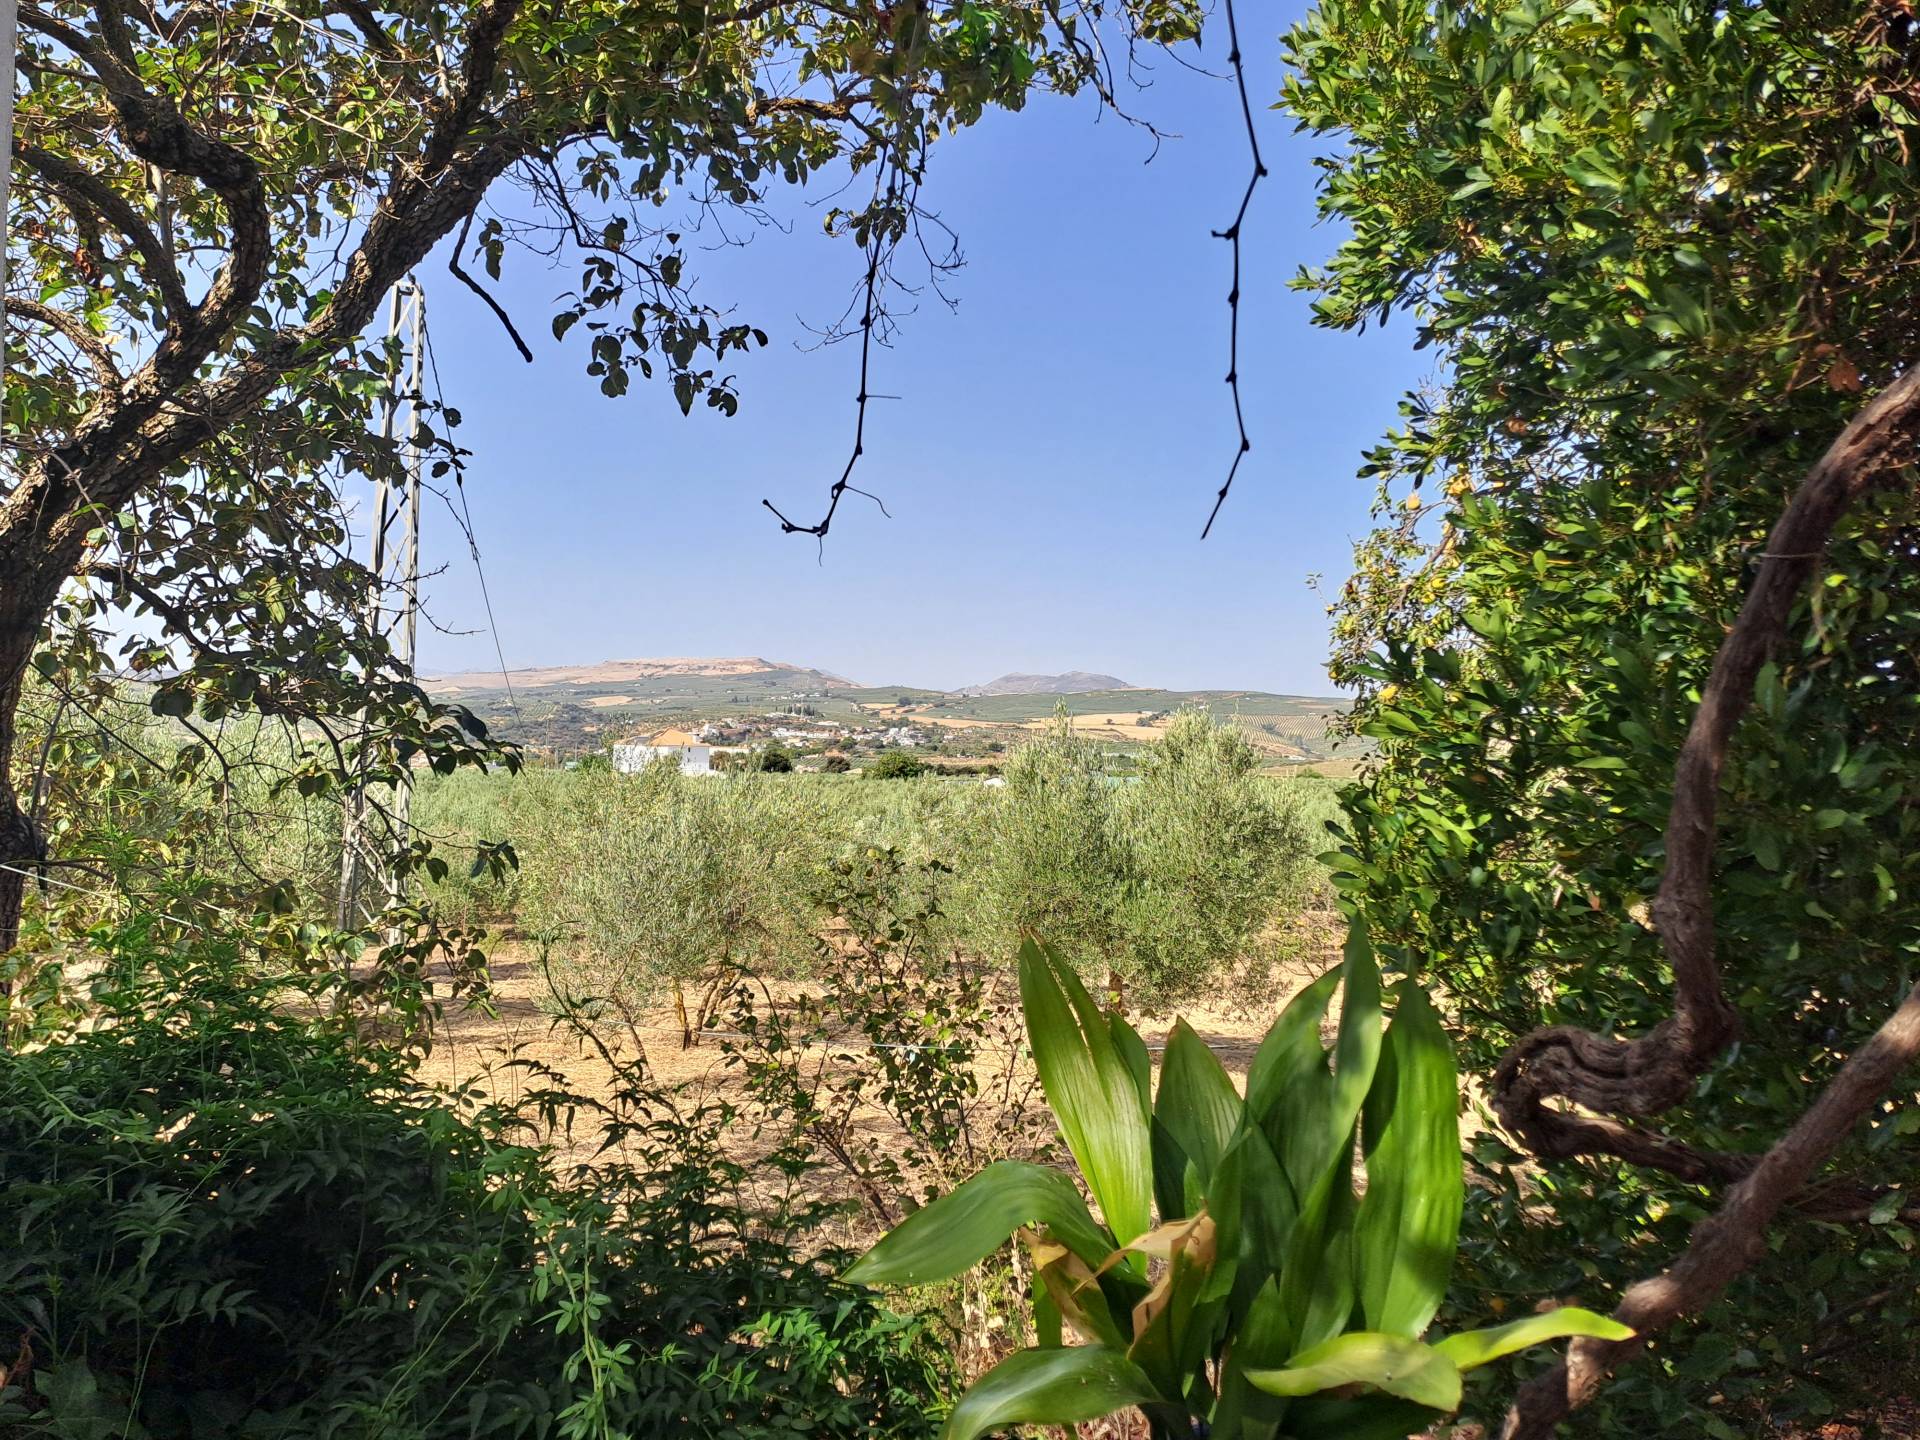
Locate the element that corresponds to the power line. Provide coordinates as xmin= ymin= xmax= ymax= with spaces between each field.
xmin=421 ymin=323 xmax=517 ymax=715
xmin=0 ymin=0 xmax=18 ymax=434
xmin=339 ymin=279 xmax=423 ymax=932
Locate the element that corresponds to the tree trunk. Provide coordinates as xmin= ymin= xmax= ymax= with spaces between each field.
xmin=673 ymin=976 xmax=693 ymax=1048
xmin=0 ymin=599 xmax=48 ymax=959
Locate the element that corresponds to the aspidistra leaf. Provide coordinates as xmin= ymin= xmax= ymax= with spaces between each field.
xmin=1247 ymin=1331 xmax=1462 ymax=1412
xmin=846 ymin=1160 xmax=1112 ymax=1287
xmin=942 ymin=1345 xmax=1161 ymax=1440
xmin=1432 ymin=1307 xmax=1634 ymax=1371
xmin=1355 ymin=980 xmax=1463 ymax=1338
xmin=1019 ymin=938 xmax=1154 ymax=1249
xmin=1153 ymin=1019 xmax=1243 ymax=1218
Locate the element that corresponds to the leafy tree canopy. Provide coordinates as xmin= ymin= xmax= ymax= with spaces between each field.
xmin=1286 ymin=0 xmax=1920 ymax=1429
xmin=0 ymin=0 xmax=1202 ymax=945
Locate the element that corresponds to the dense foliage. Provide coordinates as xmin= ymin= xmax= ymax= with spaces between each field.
xmin=1289 ymin=0 xmax=1920 ymax=1428
xmin=414 ymin=713 xmax=1330 ymax=1006
xmin=0 ymin=949 xmax=943 ymax=1438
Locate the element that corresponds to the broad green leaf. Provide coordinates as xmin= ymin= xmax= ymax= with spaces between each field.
xmin=1263 ymin=931 xmax=1382 ymax=1198
xmin=1033 ymin=1282 xmax=1063 ymax=1349
xmin=1247 ymin=1331 xmax=1462 ymax=1412
xmin=1244 ymin=966 xmax=1340 ymax=1133
xmin=846 ymin=1160 xmax=1111 ymax=1287
xmin=1211 ymin=1277 xmax=1294 ymax=1439
xmin=1270 ymin=932 xmax=1383 ymax=1353
xmin=1153 ymin=1018 xmax=1244 ymax=1218
xmin=942 ymin=1345 xmax=1161 ymax=1440
xmin=1355 ymin=981 xmax=1464 ymax=1337
xmin=1208 ymin=1123 xmax=1294 ymax=1310
xmin=1277 ymin=1140 xmax=1358 ymax=1355
xmin=1282 ymin=1393 xmax=1449 ymax=1440
xmin=1327 ymin=928 xmax=1386 ymax=1157
xmin=1432 ymin=1307 xmax=1634 ymax=1371
xmin=1019 ymin=939 xmax=1154 ymax=1248
xmin=1112 ymin=1009 xmax=1153 ymax=1116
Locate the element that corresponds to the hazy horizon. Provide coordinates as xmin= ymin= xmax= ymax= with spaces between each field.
xmin=415 ymin=653 xmax=1349 ymax=699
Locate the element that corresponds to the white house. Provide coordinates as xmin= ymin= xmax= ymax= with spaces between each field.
xmin=612 ymin=727 xmax=713 ymax=776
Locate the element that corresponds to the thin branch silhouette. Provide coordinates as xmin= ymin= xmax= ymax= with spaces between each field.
xmin=1201 ymin=0 xmax=1268 ymax=540
xmin=761 ymin=155 xmax=904 ymax=545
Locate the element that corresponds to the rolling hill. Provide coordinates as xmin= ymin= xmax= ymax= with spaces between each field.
xmin=423 ymin=656 xmax=855 ymax=696
xmin=425 ymin=655 xmax=1357 ymax=769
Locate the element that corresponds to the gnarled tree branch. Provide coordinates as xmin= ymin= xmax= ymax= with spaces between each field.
xmin=4 ymin=297 xmax=123 ymax=389
xmin=1500 ymin=977 xmax=1920 ymax=1439
xmin=13 ymin=140 xmax=191 ymax=318
xmin=1491 ymin=361 xmax=1920 ymax=1430
xmin=1494 ymin=362 xmax=1920 ymax=1161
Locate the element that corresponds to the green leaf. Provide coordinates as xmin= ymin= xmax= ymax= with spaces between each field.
xmin=1019 ymin=938 xmax=1154 ymax=1248
xmin=1243 ymin=965 xmax=1340 ymax=1162
xmin=1282 ymin=1393 xmax=1448 ymax=1440
xmin=941 ymin=1345 xmax=1160 ymax=1440
xmin=1355 ymin=981 xmax=1464 ymax=1338
xmin=1259 ymin=931 xmax=1383 ymax=1197
xmin=1211 ymin=1276 xmax=1296 ymax=1437
xmin=1432 ymin=1308 xmax=1634 ymax=1371
xmin=1247 ymin=1332 xmax=1462 ymax=1412
xmin=1205 ymin=1118 xmax=1292 ymax=1315
xmin=846 ymin=1161 xmax=1112 ymax=1287
xmin=1112 ymin=1009 xmax=1154 ymax=1118
xmin=1153 ymin=1019 xmax=1244 ymax=1219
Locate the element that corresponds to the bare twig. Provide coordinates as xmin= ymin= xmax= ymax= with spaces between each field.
xmin=1199 ymin=0 xmax=1267 ymax=541
xmin=447 ymin=209 xmax=532 ymax=363
xmin=761 ymin=157 xmax=903 ymax=544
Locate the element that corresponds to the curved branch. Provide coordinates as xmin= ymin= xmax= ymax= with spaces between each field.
xmin=1500 ymin=977 xmax=1920 ymax=1439
xmin=419 ymin=0 xmax=522 ymax=176
xmin=447 ymin=209 xmax=532 ymax=363
xmin=1493 ymin=362 xmax=1920 ymax=1163
xmin=4 ymin=298 xmax=123 ymax=389
xmin=13 ymin=140 xmax=192 ymax=318
xmin=1487 ymin=363 xmax=1920 ymax=1428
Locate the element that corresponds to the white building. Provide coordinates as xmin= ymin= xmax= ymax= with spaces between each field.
xmin=612 ymin=727 xmax=712 ymax=776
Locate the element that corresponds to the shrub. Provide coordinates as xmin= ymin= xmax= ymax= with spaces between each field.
xmin=984 ymin=711 xmax=1317 ymax=1002
xmin=0 ymin=950 xmax=944 ymax=1438
xmin=866 ymin=750 xmax=927 ymax=780
xmin=821 ymin=753 xmax=852 ymax=773
xmin=1114 ymin=711 xmax=1315 ymax=997
xmin=405 ymin=721 xmax=1323 ymax=1008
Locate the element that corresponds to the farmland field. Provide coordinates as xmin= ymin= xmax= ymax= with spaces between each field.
xmin=423 ymin=659 xmax=1360 ymax=767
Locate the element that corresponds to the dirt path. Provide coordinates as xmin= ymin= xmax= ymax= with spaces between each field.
xmin=414 ymin=941 xmax=1322 ymax=1168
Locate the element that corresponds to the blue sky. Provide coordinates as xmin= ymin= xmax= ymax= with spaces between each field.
xmin=406 ymin=9 xmax=1429 ymax=696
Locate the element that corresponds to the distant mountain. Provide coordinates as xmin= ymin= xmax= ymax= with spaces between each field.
xmin=959 ymin=671 xmax=1134 ymax=697
xmin=423 ymin=656 xmax=857 ymax=695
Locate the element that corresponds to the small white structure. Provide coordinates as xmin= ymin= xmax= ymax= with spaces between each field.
xmin=612 ymin=727 xmax=712 ymax=776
